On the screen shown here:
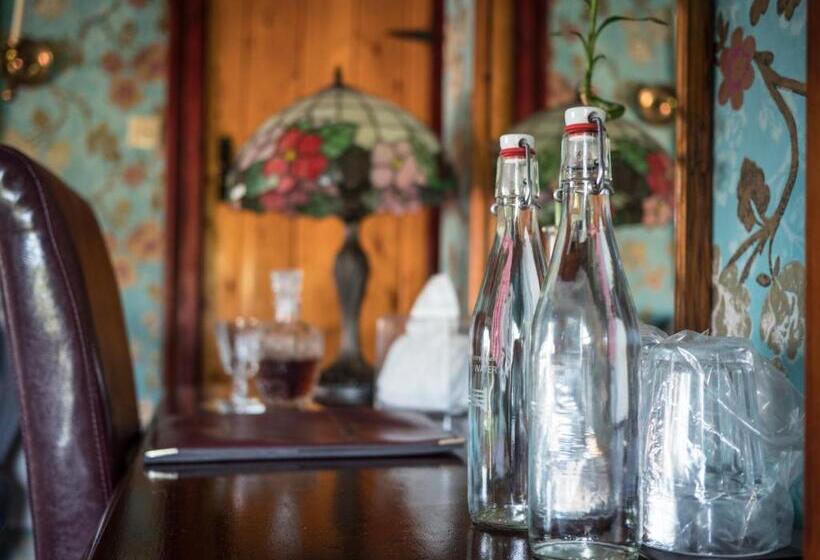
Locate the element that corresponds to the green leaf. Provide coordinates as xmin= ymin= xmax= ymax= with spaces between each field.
xmin=567 ymin=30 xmax=590 ymax=52
xmin=409 ymin=135 xmax=437 ymax=182
xmin=318 ymin=123 xmax=357 ymax=159
xmin=299 ymin=192 xmax=340 ymax=218
xmin=242 ymin=161 xmax=273 ymax=197
xmin=612 ymin=138 xmax=649 ymax=175
xmin=588 ymin=95 xmax=625 ymax=120
xmin=596 ymin=15 xmax=666 ymax=37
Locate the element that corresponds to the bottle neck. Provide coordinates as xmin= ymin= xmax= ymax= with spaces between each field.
xmin=560 ymin=188 xmax=612 ymax=238
xmin=495 ymin=154 xmax=538 ymax=205
xmin=274 ymin=297 xmax=300 ymax=323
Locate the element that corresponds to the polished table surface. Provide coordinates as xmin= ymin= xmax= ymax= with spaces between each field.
xmin=86 ymin=404 xmax=802 ymax=560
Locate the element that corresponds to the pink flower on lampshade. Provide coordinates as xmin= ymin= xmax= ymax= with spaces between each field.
xmin=645 ymin=151 xmax=673 ymax=204
xmin=259 ymin=186 xmax=310 ymax=213
xmin=263 ymin=128 xmax=328 ymax=193
xmin=642 ymin=195 xmax=672 ymax=227
xmin=369 ymin=141 xmax=427 ymax=193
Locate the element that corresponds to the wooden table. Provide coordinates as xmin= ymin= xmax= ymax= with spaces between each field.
xmin=86 ymin=403 xmax=803 ymax=559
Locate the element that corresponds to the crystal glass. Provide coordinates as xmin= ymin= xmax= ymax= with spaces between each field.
xmin=528 ymin=108 xmax=640 ymax=559
xmin=468 ymin=134 xmax=547 ymax=532
xmin=215 ymin=317 xmax=266 ymax=414
xmin=255 ymin=269 xmax=323 ymax=407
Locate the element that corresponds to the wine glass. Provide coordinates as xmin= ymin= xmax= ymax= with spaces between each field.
xmin=213 ymin=317 xmax=266 ymax=414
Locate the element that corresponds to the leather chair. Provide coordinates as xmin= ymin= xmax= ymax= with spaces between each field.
xmin=0 ymin=146 xmax=141 ymax=559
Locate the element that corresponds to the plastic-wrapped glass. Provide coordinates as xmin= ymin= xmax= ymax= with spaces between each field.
xmin=528 ymin=107 xmax=640 ymax=559
xmin=468 ymin=134 xmax=547 ymax=531
xmin=640 ymin=331 xmax=803 ymax=556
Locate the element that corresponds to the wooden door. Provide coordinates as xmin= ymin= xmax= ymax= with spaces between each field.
xmin=203 ymin=0 xmax=436 ymax=383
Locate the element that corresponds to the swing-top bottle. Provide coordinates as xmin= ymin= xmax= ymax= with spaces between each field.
xmin=468 ymin=134 xmax=547 ymax=531
xmin=528 ymin=107 xmax=640 ymax=559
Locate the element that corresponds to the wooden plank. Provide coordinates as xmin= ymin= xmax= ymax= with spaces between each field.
xmin=296 ymin=0 xmax=356 ymax=369
xmin=396 ymin=0 xmax=434 ymax=316
xmin=164 ymin=0 xmax=208 ymax=395
xmin=804 ymin=0 xmax=819 ymax=555
xmin=202 ymin=0 xmax=249 ymax=383
xmin=239 ymin=0 xmax=304 ymax=321
xmin=352 ymin=0 xmax=419 ymax=363
xmin=468 ymin=0 xmax=516 ymax=308
xmin=673 ymin=0 xmax=714 ymax=332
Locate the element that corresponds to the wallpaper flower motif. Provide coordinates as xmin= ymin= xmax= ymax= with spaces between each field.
xmin=0 ymin=0 xmax=168 ymax=421
xmin=711 ymin=0 xmax=806 ymax=391
xmin=718 ymin=28 xmax=756 ymax=109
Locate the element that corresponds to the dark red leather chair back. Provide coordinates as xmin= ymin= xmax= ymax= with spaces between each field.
xmin=0 ymin=146 xmax=140 ymax=559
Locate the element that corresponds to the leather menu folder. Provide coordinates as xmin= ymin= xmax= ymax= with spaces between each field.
xmin=143 ymin=407 xmax=464 ymax=465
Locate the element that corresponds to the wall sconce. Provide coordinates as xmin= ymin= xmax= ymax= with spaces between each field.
xmin=633 ymin=85 xmax=677 ymax=125
xmin=2 ymin=0 xmax=56 ymax=101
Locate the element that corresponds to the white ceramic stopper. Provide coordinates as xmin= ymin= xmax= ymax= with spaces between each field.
xmin=564 ymin=106 xmax=606 ymax=126
xmin=499 ymin=133 xmax=535 ymax=150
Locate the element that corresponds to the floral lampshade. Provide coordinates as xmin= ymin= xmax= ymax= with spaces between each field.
xmin=510 ymin=107 xmax=675 ymax=228
xmin=226 ymin=73 xmax=452 ymax=221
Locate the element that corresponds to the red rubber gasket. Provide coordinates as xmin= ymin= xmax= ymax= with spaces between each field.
xmin=500 ymin=147 xmax=536 ymax=158
xmin=564 ymin=123 xmax=598 ymax=134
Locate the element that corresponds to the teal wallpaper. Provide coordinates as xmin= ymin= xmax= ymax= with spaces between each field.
xmin=711 ymin=0 xmax=806 ymax=393
xmin=0 ymin=0 xmax=168 ymax=421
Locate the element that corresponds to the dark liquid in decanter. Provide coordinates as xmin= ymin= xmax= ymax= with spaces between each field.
xmin=256 ymin=357 xmax=320 ymax=403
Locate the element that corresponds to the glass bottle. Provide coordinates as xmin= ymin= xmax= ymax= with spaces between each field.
xmin=528 ymin=107 xmax=641 ymax=559
xmin=468 ymin=134 xmax=547 ymax=531
xmin=256 ymin=269 xmax=324 ymax=407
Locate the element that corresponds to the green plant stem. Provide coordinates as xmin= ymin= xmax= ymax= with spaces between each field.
xmin=580 ymin=0 xmax=599 ymax=105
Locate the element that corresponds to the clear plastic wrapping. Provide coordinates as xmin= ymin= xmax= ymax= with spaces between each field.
xmin=639 ymin=331 xmax=803 ymax=556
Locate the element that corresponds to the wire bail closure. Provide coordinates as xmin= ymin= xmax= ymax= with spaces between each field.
xmin=553 ymin=112 xmax=611 ymax=203
xmin=490 ymin=137 xmax=539 ymax=214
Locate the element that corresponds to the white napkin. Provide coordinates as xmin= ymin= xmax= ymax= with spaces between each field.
xmin=376 ymin=273 xmax=469 ymax=413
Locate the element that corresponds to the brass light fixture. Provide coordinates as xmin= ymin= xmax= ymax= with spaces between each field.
xmin=633 ymin=84 xmax=677 ymax=125
xmin=1 ymin=0 xmax=56 ymax=101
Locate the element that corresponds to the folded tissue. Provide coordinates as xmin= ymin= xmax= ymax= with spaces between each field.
xmin=375 ymin=273 xmax=469 ymax=413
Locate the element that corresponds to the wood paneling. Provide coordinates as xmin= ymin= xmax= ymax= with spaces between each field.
xmin=204 ymin=0 xmax=436 ymax=382
xmin=804 ymin=0 xmax=819 ymax=555
xmin=673 ymin=0 xmax=714 ymax=333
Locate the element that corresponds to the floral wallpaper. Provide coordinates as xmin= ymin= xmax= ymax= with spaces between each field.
xmin=711 ymin=0 xmax=806 ymax=393
xmin=549 ymin=0 xmax=676 ymax=328
xmin=0 ymin=0 xmax=168 ymax=421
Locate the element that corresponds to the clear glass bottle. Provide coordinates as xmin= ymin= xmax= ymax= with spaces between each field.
xmin=255 ymin=269 xmax=324 ymax=407
xmin=468 ymin=134 xmax=547 ymax=531
xmin=528 ymin=107 xmax=641 ymax=559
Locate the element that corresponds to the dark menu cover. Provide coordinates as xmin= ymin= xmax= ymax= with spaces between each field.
xmin=144 ymin=407 xmax=464 ymax=465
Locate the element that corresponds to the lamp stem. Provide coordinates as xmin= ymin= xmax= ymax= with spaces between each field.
xmin=337 ymin=220 xmax=367 ymax=358
xmin=315 ymin=218 xmax=375 ymax=406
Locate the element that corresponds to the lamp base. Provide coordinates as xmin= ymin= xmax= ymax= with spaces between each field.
xmin=315 ymin=355 xmax=374 ymax=406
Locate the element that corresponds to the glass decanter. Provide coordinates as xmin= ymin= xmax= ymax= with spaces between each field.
xmin=256 ymin=269 xmax=324 ymax=407
xmin=528 ymin=107 xmax=641 ymax=559
xmin=468 ymin=134 xmax=547 ymax=531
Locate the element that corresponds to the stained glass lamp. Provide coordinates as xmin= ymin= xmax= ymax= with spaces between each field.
xmin=226 ymin=69 xmax=452 ymax=406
